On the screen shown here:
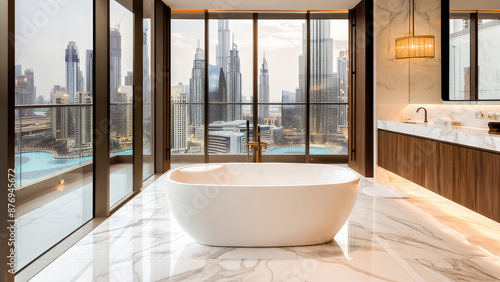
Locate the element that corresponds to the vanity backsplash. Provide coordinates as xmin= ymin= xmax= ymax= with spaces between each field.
xmin=406 ymin=104 xmax=500 ymax=129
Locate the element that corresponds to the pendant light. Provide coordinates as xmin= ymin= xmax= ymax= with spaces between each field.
xmin=395 ymin=0 xmax=435 ymax=59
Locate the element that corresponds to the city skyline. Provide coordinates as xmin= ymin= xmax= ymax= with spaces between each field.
xmin=15 ymin=0 xmax=134 ymax=102
xmin=172 ymin=19 xmax=348 ymax=103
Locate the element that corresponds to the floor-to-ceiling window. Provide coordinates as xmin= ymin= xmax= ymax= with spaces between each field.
xmin=109 ymin=0 xmax=134 ymax=207
xmin=171 ymin=12 xmax=349 ymax=162
xmin=14 ymin=0 xmax=94 ymax=271
xmin=143 ymin=4 xmax=154 ymax=180
xmin=171 ymin=19 xmax=205 ymax=163
xmin=208 ymin=19 xmax=253 ymax=155
xmin=258 ymin=19 xmax=306 ymax=155
xmin=309 ymin=19 xmax=349 ymax=155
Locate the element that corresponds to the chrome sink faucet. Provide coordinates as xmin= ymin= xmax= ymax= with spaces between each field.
xmin=416 ymin=107 xmax=428 ymax=123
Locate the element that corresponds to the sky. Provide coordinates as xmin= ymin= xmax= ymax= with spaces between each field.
xmin=16 ymin=0 xmax=136 ymax=102
xmin=171 ymin=19 xmax=348 ymax=103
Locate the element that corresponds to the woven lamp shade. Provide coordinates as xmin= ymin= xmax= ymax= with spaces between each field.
xmin=395 ymin=35 xmax=435 ymax=59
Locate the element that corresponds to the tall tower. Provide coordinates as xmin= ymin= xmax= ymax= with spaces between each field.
xmin=86 ymin=49 xmax=93 ymax=95
xmin=143 ymin=26 xmax=151 ymax=104
xmin=337 ymin=50 xmax=349 ymax=130
xmin=189 ymin=40 xmax=205 ymax=131
xmin=65 ymin=41 xmax=83 ymax=103
xmin=226 ymin=35 xmax=242 ymax=121
xmin=216 ymin=20 xmax=230 ymax=76
xmin=110 ymin=28 xmax=122 ymax=103
xmin=172 ymin=83 xmax=188 ymax=152
xmin=258 ymin=53 xmax=270 ymax=119
xmin=15 ymin=68 xmax=35 ymax=116
xmin=299 ymin=20 xmax=338 ymax=135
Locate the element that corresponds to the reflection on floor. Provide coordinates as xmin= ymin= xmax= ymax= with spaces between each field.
xmin=28 ymin=166 xmax=500 ymax=281
xmin=16 ymin=163 xmax=133 ymax=272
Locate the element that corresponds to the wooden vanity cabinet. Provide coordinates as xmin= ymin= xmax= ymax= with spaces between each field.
xmin=378 ymin=129 xmax=500 ymax=222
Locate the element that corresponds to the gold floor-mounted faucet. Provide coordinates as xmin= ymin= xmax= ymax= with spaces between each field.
xmin=246 ymin=120 xmax=267 ymax=163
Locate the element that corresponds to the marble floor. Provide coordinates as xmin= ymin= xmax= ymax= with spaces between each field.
xmin=26 ymin=166 xmax=500 ymax=281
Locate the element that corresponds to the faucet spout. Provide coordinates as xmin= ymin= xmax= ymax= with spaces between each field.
xmin=416 ymin=107 xmax=428 ymax=123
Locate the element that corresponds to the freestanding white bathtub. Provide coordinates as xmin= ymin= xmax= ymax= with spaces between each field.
xmin=165 ymin=163 xmax=360 ymax=247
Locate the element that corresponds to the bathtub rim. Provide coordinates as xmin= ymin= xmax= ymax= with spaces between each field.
xmin=166 ymin=162 xmax=360 ymax=188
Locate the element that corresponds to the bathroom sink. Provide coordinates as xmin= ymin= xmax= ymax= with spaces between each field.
xmin=402 ymin=120 xmax=425 ymax=124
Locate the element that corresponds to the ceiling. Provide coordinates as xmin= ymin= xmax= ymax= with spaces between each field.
xmin=162 ymin=0 xmax=361 ymax=10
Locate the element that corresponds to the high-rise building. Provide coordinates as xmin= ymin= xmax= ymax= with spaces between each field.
xmin=226 ymin=37 xmax=242 ymax=121
xmin=337 ymin=50 xmax=349 ymax=129
xmin=143 ymin=25 xmax=151 ymax=105
xmin=115 ymin=85 xmax=133 ymax=138
xmin=281 ymin=90 xmax=301 ymax=129
xmin=15 ymin=68 xmax=36 ymax=116
xmin=258 ymin=54 xmax=270 ymax=120
xmin=216 ymin=20 xmax=230 ymax=76
xmin=189 ymin=41 xmax=205 ymax=132
xmin=15 ymin=64 xmax=22 ymax=76
xmin=208 ymin=65 xmax=227 ymax=123
xmin=298 ymin=20 xmax=339 ymax=135
xmin=65 ymin=41 xmax=83 ymax=103
xmin=172 ymin=85 xmax=188 ymax=152
xmin=110 ymin=28 xmax=122 ymax=103
xmin=86 ymin=50 xmax=93 ymax=94
xmin=50 ymin=85 xmax=66 ymax=102
xmin=52 ymin=91 xmax=70 ymax=141
xmin=125 ymin=71 xmax=133 ymax=86
xmin=75 ymin=92 xmax=93 ymax=147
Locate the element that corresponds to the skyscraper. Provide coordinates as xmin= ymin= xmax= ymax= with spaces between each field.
xmin=208 ymin=65 xmax=227 ymax=123
xmin=337 ymin=50 xmax=349 ymax=130
xmin=125 ymin=71 xmax=133 ymax=86
xmin=86 ymin=49 xmax=93 ymax=94
xmin=172 ymin=84 xmax=188 ymax=152
xmin=226 ymin=37 xmax=242 ymax=121
xmin=258 ymin=54 xmax=270 ymax=120
xmin=15 ymin=64 xmax=22 ymax=76
xmin=110 ymin=28 xmax=122 ymax=103
xmin=52 ymin=91 xmax=70 ymax=141
xmin=65 ymin=41 xmax=83 ymax=103
xmin=189 ymin=40 xmax=205 ymax=131
xmin=15 ymin=68 xmax=36 ymax=116
xmin=216 ymin=20 xmax=230 ymax=76
xmin=298 ymin=20 xmax=339 ymax=135
xmin=115 ymin=86 xmax=133 ymax=138
xmin=75 ymin=92 xmax=93 ymax=147
xmin=143 ymin=25 xmax=151 ymax=105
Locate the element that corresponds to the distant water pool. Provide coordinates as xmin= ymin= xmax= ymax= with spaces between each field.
xmin=15 ymin=149 xmax=132 ymax=186
xmin=267 ymin=146 xmax=340 ymax=155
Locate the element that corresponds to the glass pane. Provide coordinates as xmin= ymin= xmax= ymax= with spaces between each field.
xmin=208 ymin=19 xmax=253 ymax=106
xmin=258 ymin=20 xmax=306 ymax=103
xmin=110 ymin=0 xmax=134 ymax=207
xmin=143 ymin=17 xmax=154 ymax=180
xmin=171 ymin=104 xmax=205 ymax=155
xmin=259 ymin=105 xmax=306 ymax=155
xmin=309 ymin=19 xmax=349 ymax=103
xmin=208 ymin=104 xmax=252 ymax=155
xmin=449 ymin=17 xmax=471 ymax=100
xmin=172 ymin=20 xmax=205 ymax=103
xmin=14 ymin=0 xmax=93 ymax=271
xmin=478 ymin=17 xmax=500 ymax=100
xmin=310 ymin=104 xmax=348 ymax=155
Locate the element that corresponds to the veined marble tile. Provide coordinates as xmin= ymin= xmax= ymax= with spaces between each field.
xmin=93 ymin=258 xmax=206 ymax=282
xmin=396 ymin=257 xmax=500 ymax=282
xmin=29 ymin=259 xmax=110 ymax=282
xmin=296 ymin=257 xmax=414 ymax=282
xmin=113 ymin=231 xmax=211 ymax=261
xmin=201 ymin=259 xmax=304 ymax=282
xmin=208 ymin=246 xmax=297 ymax=260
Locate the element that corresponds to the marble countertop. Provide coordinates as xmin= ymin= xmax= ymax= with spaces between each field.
xmin=378 ymin=120 xmax=500 ymax=153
